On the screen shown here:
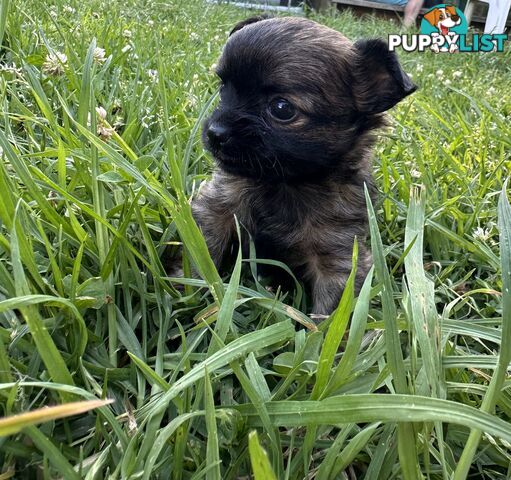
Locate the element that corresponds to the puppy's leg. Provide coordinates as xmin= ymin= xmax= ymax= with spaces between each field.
xmin=191 ymin=194 xmax=235 ymax=269
xmin=309 ymin=245 xmax=371 ymax=315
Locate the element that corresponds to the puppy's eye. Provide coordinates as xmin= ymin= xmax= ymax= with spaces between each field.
xmin=268 ymin=98 xmax=297 ymax=122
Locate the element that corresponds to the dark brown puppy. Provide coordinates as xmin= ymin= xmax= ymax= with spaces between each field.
xmin=192 ymin=16 xmax=416 ymax=315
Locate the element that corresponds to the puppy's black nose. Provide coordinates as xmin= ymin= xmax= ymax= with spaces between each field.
xmin=207 ymin=122 xmax=230 ymax=146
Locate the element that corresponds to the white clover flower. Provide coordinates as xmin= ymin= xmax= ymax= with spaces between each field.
xmin=488 ymin=86 xmax=496 ymax=94
xmin=63 ymin=5 xmax=76 ymax=14
xmin=141 ymin=116 xmax=151 ymax=129
xmin=410 ymin=168 xmax=421 ymax=178
xmin=113 ymin=116 xmax=124 ymax=129
xmin=444 ymin=79 xmax=451 ymax=86
xmin=97 ymin=123 xmax=114 ymax=140
xmin=147 ymin=69 xmax=159 ymax=82
xmin=190 ymin=32 xmax=199 ymax=41
xmin=96 ymin=106 xmax=107 ymax=120
xmin=452 ymin=70 xmax=462 ymax=79
xmin=42 ymin=52 xmax=68 ymax=76
xmin=93 ymin=47 xmax=106 ymax=64
xmin=95 ymin=106 xmax=114 ymax=140
xmin=0 ymin=62 xmax=22 ymax=76
xmin=416 ymin=64 xmax=423 ymax=72
xmin=123 ymin=29 xmax=132 ymax=38
xmin=472 ymin=227 xmax=492 ymax=242
xmin=436 ymin=69 xmax=444 ymax=77
xmin=187 ymin=93 xmax=198 ymax=107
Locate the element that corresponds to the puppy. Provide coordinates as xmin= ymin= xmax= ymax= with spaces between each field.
xmin=192 ymin=16 xmax=416 ymax=315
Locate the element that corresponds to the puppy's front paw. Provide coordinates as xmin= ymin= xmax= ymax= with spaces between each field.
xmin=431 ymin=44 xmax=440 ymax=53
xmin=449 ymin=43 xmax=458 ymax=53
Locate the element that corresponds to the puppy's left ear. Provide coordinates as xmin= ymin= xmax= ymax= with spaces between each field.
xmin=230 ymin=14 xmax=271 ymax=36
xmin=352 ymin=39 xmax=417 ymax=114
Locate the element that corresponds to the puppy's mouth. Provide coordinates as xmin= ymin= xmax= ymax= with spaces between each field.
xmin=205 ymin=137 xmax=237 ymax=161
xmin=212 ymin=149 xmax=240 ymax=165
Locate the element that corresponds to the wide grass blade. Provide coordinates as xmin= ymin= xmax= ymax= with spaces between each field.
xmin=248 ymin=430 xmax=278 ymax=480
xmin=404 ymin=186 xmax=441 ymax=396
xmin=235 ymin=394 xmax=511 ymax=442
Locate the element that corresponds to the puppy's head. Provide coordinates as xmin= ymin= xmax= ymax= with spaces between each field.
xmin=203 ymin=16 xmax=417 ymax=181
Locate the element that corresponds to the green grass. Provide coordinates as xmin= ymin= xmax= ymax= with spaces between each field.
xmin=0 ymin=0 xmax=510 ymax=478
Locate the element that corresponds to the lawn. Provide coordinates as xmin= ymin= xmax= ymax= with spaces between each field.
xmin=0 ymin=0 xmax=510 ymax=478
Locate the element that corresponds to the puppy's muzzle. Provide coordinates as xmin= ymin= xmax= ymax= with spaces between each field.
xmin=206 ymin=122 xmax=231 ymax=149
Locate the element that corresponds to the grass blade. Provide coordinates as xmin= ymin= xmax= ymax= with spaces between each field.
xmin=454 ymin=182 xmax=511 ymax=479
xmin=312 ymin=240 xmax=357 ymax=401
xmin=24 ymin=426 xmax=81 ymax=480
xmin=204 ymin=369 xmax=221 ymax=480
xmin=235 ymin=394 xmax=511 ymax=443
xmin=140 ymin=321 xmax=295 ymax=418
xmin=365 ymin=186 xmax=420 ymax=479
xmin=248 ymin=430 xmax=278 ymax=480
xmin=0 ymin=399 xmax=113 ymax=437
xmin=0 ymin=0 xmax=9 ymax=47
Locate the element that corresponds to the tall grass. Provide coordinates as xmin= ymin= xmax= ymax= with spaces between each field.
xmin=0 ymin=0 xmax=510 ymax=478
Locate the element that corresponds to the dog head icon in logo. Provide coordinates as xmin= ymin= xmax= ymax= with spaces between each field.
xmin=421 ymin=4 xmax=468 ymax=52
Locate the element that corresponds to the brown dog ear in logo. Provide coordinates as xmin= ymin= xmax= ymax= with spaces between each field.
xmin=445 ymin=5 xmax=457 ymax=16
xmin=424 ymin=8 xmax=441 ymax=27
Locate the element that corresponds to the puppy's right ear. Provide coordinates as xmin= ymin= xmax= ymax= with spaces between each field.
xmin=352 ymin=39 xmax=417 ymax=115
xmin=230 ymin=14 xmax=271 ymax=36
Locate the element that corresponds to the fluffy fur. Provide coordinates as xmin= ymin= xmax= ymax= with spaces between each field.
xmin=192 ymin=16 xmax=416 ymax=315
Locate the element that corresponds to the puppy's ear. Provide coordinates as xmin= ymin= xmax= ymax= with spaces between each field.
xmin=230 ymin=14 xmax=271 ymax=36
xmin=352 ymin=39 xmax=417 ymax=115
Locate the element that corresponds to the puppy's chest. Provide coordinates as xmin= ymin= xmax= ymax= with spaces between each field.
xmin=230 ymin=183 xmax=354 ymax=246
